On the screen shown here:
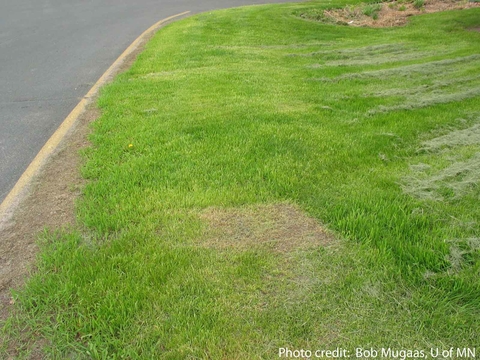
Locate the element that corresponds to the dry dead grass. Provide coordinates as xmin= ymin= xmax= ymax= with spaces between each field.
xmin=198 ymin=203 xmax=334 ymax=253
xmin=324 ymin=0 xmax=480 ymax=27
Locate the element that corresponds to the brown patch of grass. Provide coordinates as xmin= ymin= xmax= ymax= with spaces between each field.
xmin=198 ymin=203 xmax=333 ymax=253
xmin=323 ymin=0 xmax=480 ymax=27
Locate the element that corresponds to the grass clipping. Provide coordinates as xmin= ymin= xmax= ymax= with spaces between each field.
xmin=315 ymin=0 xmax=480 ymax=27
xmin=403 ymin=119 xmax=480 ymax=201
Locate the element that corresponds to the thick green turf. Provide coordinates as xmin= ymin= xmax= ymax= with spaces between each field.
xmin=2 ymin=1 xmax=479 ymax=358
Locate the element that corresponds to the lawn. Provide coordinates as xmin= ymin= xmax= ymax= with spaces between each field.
xmin=2 ymin=0 xmax=480 ymax=358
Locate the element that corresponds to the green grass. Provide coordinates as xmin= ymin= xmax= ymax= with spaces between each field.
xmin=362 ymin=3 xmax=382 ymax=18
xmin=2 ymin=1 xmax=480 ymax=358
xmin=413 ymin=0 xmax=425 ymax=9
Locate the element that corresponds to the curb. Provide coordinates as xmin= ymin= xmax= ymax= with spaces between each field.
xmin=0 ymin=11 xmax=190 ymax=226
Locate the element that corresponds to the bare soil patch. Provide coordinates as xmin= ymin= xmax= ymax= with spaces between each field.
xmin=0 ymin=107 xmax=95 ymax=323
xmin=0 ymin=107 xmax=95 ymax=360
xmin=323 ymin=0 xmax=480 ymax=27
xmin=199 ymin=203 xmax=334 ymax=253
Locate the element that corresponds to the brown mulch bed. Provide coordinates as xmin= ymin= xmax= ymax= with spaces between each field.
xmin=323 ymin=0 xmax=480 ymax=27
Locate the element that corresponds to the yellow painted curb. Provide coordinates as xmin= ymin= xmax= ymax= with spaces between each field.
xmin=0 ymin=11 xmax=190 ymax=224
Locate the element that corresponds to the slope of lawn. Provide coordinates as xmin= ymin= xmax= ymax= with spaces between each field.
xmin=2 ymin=1 xmax=480 ymax=358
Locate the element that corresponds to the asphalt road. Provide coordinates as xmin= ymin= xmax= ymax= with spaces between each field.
xmin=0 ymin=0 xmax=294 ymax=204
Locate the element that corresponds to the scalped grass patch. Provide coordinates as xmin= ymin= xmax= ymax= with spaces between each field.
xmin=2 ymin=2 xmax=480 ymax=358
xmin=199 ymin=203 xmax=333 ymax=252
